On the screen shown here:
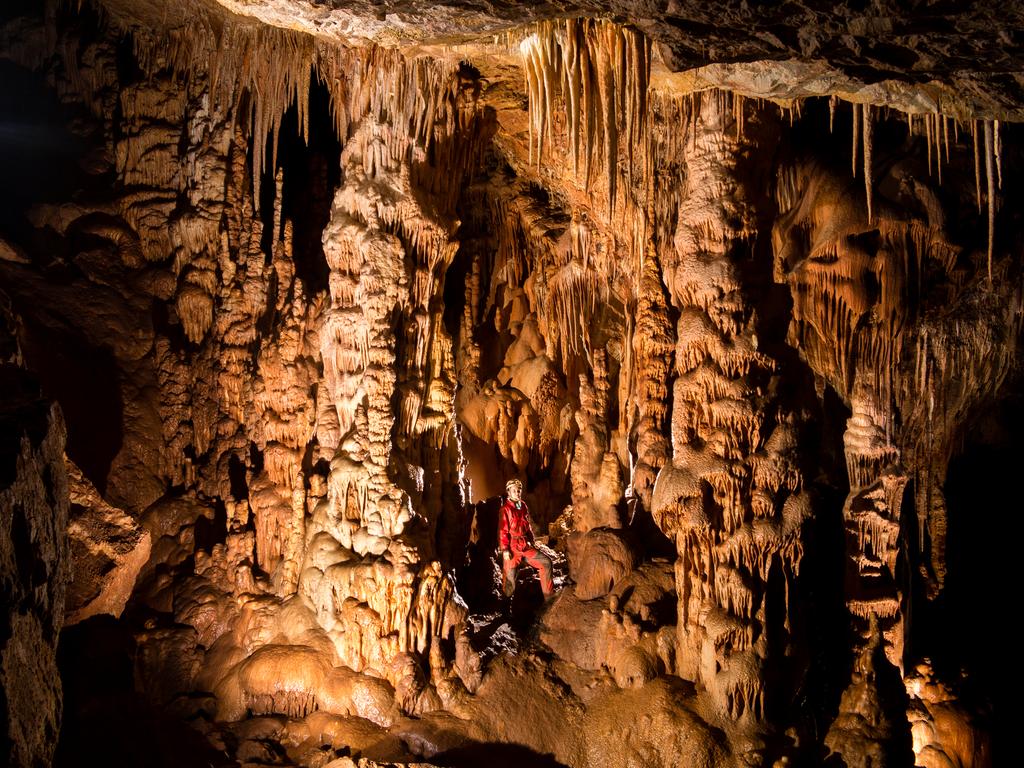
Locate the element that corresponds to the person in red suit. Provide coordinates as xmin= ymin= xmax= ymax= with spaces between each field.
xmin=499 ymin=478 xmax=554 ymax=600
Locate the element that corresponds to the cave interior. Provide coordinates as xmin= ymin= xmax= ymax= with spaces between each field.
xmin=0 ymin=2 xmax=1018 ymax=767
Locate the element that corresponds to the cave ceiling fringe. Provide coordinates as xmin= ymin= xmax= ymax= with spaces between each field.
xmin=519 ymin=18 xmax=651 ymax=221
xmin=512 ymin=15 xmax=1010 ymax=332
xmin=124 ymin=1 xmax=474 ymax=214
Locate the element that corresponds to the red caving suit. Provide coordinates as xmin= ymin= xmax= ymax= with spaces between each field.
xmin=498 ymin=497 xmax=553 ymax=597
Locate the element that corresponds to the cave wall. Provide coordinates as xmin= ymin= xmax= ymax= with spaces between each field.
xmin=0 ymin=3 xmax=1016 ymax=767
xmin=1 ymin=298 xmax=69 ymax=768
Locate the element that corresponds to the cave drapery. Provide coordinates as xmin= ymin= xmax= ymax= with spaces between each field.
xmin=1 ymin=2 xmax=1015 ymax=767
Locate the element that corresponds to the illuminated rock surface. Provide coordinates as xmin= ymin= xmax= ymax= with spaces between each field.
xmin=0 ymin=1 xmax=1016 ymax=766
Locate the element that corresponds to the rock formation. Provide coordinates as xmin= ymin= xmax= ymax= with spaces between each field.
xmin=1 ymin=1 xmax=1016 ymax=766
xmin=1 ymin=298 xmax=69 ymax=768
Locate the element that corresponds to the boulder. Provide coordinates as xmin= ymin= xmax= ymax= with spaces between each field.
xmin=568 ymin=528 xmax=639 ymax=600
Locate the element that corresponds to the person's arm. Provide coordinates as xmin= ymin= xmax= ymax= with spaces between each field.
xmin=498 ymin=501 xmax=511 ymax=556
xmin=525 ymin=502 xmax=536 ymax=545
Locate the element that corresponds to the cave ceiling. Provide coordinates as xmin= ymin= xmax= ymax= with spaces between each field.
xmin=97 ymin=0 xmax=1024 ymax=118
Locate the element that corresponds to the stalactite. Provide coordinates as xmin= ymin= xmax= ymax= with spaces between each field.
xmin=600 ymin=24 xmax=619 ymax=216
xmin=518 ymin=18 xmax=650 ymax=218
xmin=520 ymin=32 xmax=560 ymax=168
xmin=732 ymin=92 xmax=745 ymax=138
xmin=132 ymin=13 xmax=485 ymax=214
xmin=943 ymin=115 xmax=950 ymax=166
xmin=923 ymin=111 xmax=933 ymax=176
xmin=863 ymin=104 xmax=873 ymax=225
xmin=851 ymin=102 xmax=860 ymax=179
xmin=984 ymin=119 xmax=995 ymax=282
xmin=560 ymin=20 xmax=582 ymax=177
xmin=995 ymin=119 xmax=1003 ymax=190
xmin=973 ymin=120 xmax=983 ymax=214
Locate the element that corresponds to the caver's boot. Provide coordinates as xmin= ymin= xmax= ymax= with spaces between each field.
xmin=501 ymin=561 xmax=516 ymax=599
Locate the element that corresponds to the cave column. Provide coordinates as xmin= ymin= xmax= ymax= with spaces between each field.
xmin=305 ymin=116 xmax=419 ymax=674
xmin=300 ymin=65 xmax=490 ymax=686
xmin=653 ymin=94 xmax=809 ymax=727
xmin=841 ymin=372 xmax=906 ymax=670
xmin=627 ymin=246 xmax=673 ymax=511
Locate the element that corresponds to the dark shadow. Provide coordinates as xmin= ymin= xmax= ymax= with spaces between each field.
xmin=19 ymin=321 xmax=123 ymax=494
xmin=275 ymin=72 xmax=341 ymax=299
xmin=922 ymin=388 xmax=1021 ymax=758
xmin=0 ymin=367 xmax=49 ymax=489
xmin=433 ymin=741 xmax=569 ymax=768
xmin=194 ymin=497 xmax=228 ymax=554
xmin=457 ymin=495 xmax=504 ymax=611
xmin=227 ymin=452 xmax=249 ymax=501
xmin=56 ymin=615 xmax=232 ymax=768
xmin=0 ymin=61 xmax=94 ymax=232
xmin=625 ymin=496 xmax=675 ymax=559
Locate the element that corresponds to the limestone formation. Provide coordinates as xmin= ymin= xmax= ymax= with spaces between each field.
xmin=905 ymin=662 xmax=991 ymax=768
xmin=0 ymin=2 xmax=1014 ymax=767
xmin=64 ymin=460 xmax=151 ymax=624
xmin=1 ymin=303 xmax=69 ymax=768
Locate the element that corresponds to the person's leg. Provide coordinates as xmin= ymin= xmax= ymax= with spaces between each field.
xmin=520 ymin=547 xmax=554 ymax=596
xmin=502 ymin=553 xmax=519 ymax=597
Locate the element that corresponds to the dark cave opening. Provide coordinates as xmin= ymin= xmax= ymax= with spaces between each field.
xmin=786 ymin=464 xmax=852 ymax=754
xmin=920 ymin=387 xmax=1022 ymax=748
xmin=194 ymin=497 xmax=229 ymax=554
xmin=0 ymin=63 xmax=98 ymax=235
xmin=262 ymin=72 xmax=342 ymax=300
xmin=228 ymin=452 xmax=250 ymax=501
xmin=55 ymin=616 xmax=230 ymax=768
xmin=19 ymin=321 xmax=123 ymax=495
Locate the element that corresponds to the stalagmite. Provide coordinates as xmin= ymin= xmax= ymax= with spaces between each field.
xmin=652 ymin=93 xmax=809 ymax=724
